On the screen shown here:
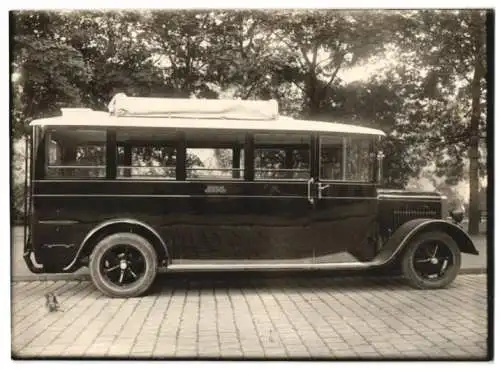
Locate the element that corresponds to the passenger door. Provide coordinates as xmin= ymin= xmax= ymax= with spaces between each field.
xmin=237 ymin=132 xmax=315 ymax=263
xmin=313 ymin=135 xmax=379 ymax=262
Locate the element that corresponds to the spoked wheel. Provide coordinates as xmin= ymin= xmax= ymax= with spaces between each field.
xmin=401 ymin=231 xmax=461 ymax=289
xmin=89 ymin=233 xmax=158 ymax=298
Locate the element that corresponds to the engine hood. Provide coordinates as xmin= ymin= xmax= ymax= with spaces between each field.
xmin=376 ymin=189 xmax=445 ymax=236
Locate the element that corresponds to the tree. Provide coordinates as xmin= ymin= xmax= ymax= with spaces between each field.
xmin=268 ymin=10 xmax=390 ymax=118
xmin=63 ymin=10 xmax=165 ymax=108
xmin=146 ymin=10 xmax=222 ymax=98
xmin=390 ymin=10 xmax=487 ymax=234
xmin=146 ymin=10 xmax=288 ymax=102
xmin=11 ymin=11 xmax=89 ymax=138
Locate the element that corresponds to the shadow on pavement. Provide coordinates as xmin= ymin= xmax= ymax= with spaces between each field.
xmin=146 ymin=269 xmax=446 ymax=295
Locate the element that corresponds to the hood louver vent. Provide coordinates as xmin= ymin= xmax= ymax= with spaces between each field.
xmin=392 ymin=205 xmax=440 ymax=230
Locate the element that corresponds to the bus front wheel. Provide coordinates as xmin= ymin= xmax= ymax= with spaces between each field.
xmin=401 ymin=231 xmax=461 ymax=289
xmin=89 ymin=232 xmax=158 ymax=298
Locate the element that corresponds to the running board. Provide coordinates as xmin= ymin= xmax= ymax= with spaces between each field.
xmin=167 ymin=261 xmax=381 ymax=272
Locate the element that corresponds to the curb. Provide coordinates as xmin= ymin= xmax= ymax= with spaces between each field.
xmin=11 ymin=274 xmax=90 ymax=282
xmin=458 ymin=267 xmax=488 ymax=275
xmin=11 ymin=267 xmax=487 ymax=283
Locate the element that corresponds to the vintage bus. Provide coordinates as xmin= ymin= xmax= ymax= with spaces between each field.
xmin=23 ymin=94 xmax=478 ymax=298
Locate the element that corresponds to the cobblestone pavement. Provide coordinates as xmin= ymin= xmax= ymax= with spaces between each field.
xmin=11 ymin=274 xmax=488 ymax=360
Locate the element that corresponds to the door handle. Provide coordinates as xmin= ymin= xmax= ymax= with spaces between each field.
xmin=307 ymin=177 xmax=315 ymax=204
xmin=318 ymin=183 xmax=330 ymax=199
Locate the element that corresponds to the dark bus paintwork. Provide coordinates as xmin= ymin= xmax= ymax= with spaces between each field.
xmin=29 ymin=127 xmax=416 ymax=273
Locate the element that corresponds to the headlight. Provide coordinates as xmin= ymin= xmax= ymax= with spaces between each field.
xmin=449 ymin=208 xmax=465 ymax=223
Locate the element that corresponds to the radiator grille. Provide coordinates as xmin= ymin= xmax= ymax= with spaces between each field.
xmin=392 ymin=205 xmax=440 ymax=230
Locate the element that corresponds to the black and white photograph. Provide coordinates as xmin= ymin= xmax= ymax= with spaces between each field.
xmin=9 ymin=5 xmax=492 ymax=361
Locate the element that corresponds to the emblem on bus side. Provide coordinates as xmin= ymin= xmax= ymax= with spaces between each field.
xmin=204 ymin=185 xmax=227 ymax=194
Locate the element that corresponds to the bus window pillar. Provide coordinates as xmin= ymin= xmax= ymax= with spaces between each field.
xmin=61 ymin=145 xmax=77 ymax=177
xmin=232 ymin=145 xmax=241 ymax=179
xmin=176 ymin=132 xmax=187 ymax=181
xmin=285 ymin=149 xmax=293 ymax=179
xmin=244 ymin=134 xmax=254 ymax=181
xmin=123 ymin=143 xmax=132 ymax=177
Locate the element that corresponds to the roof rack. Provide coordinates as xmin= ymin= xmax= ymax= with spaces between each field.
xmin=107 ymin=93 xmax=280 ymax=120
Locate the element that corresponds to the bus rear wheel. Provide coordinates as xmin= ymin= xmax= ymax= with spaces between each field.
xmin=89 ymin=233 xmax=158 ymax=298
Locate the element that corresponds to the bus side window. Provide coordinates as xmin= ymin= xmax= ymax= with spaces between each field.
xmin=46 ymin=129 xmax=106 ymax=178
xmin=185 ymin=131 xmax=245 ymax=181
xmin=320 ymin=136 xmax=374 ymax=182
xmin=117 ymin=145 xmax=177 ymax=180
xmin=320 ymin=143 xmax=343 ymax=180
xmin=115 ymin=129 xmax=177 ymax=180
xmin=254 ymin=134 xmax=310 ymax=181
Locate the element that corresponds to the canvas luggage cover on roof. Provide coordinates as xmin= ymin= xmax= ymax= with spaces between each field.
xmin=108 ymin=93 xmax=279 ymax=120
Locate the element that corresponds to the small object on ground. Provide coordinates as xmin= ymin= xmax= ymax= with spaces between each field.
xmin=45 ymin=292 xmax=61 ymax=312
xmin=269 ymin=329 xmax=274 ymax=343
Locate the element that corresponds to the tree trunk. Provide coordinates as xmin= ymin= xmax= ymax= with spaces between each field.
xmin=307 ymin=81 xmax=321 ymax=117
xmin=467 ymin=14 xmax=484 ymax=235
xmin=468 ymin=109 xmax=480 ymax=235
xmin=309 ymin=96 xmax=321 ymax=117
xmin=305 ymin=62 xmax=321 ymax=117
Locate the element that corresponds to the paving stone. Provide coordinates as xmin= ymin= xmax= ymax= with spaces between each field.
xmin=11 ymin=275 xmax=487 ymax=359
xmin=396 ymin=351 xmax=429 ymax=359
xmin=331 ymin=350 xmax=359 ymax=358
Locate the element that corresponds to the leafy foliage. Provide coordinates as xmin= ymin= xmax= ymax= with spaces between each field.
xmin=387 ymin=10 xmax=488 ymax=233
xmin=11 ymin=9 xmax=488 ymax=232
xmin=12 ymin=11 xmax=88 ymax=137
xmin=269 ymin=10 xmax=391 ymax=117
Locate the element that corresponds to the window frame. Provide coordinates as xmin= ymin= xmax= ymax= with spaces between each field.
xmin=318 ymin=134 xmax=377 ymax=184
xmin=252 ymin=133 xmax=312 ymax=182
xmin=184 ymin=134 xmax=246 ymax=182
xmin=36 ymin=127 xmax=382 ymax=185
xmin=115 ymin=139 xmax=178 ymax=181
xmin=43 ymin=127 xmax=108 ymax=180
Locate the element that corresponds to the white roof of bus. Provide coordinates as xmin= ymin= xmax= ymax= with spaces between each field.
xmin=30 ymin=111 xmax=385 ymax=136
xmin=29 ymin=94 xmax=385 ymax=136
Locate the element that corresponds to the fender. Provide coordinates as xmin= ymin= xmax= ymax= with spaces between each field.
xmin=371 ymin=218 xmax=479 ymax=266
xmin=62 ymin=218 xmax=169 ymax=272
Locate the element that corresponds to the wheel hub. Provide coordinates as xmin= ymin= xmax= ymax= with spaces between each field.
xmin=119 ymin=260 xmax=128 ymax=270
xmin=430 ymin=257 xmax=439 ymax=265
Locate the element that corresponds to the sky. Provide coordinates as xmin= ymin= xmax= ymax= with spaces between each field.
xmin=338 ymin=62 xmax=386 ymax=84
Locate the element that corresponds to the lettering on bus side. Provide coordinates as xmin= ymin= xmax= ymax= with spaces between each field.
xmin=204 ymin=185 xmax=227 ymax=194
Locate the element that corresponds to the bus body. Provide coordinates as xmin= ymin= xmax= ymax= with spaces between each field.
xmin=23 ymin=94 xmax=478 ymax=297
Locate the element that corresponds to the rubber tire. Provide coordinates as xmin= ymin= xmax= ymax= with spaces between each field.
xmin=401 ymin=231 xmax=461 ymax=289
xmin=89 ymin=233 xmax=158 ymax=298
